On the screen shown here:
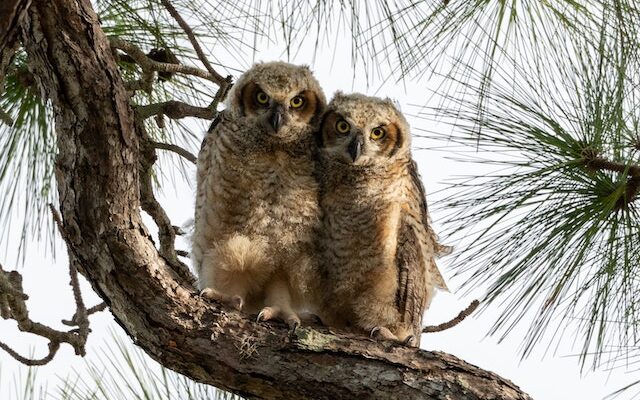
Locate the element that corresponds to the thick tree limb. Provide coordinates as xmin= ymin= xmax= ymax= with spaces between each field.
xmin=17 ymin=0 xmax=533 ymax=398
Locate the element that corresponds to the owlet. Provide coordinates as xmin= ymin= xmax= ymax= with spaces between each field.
xmin=192 ymin=62 xmax=326 ymax=329
xmin=314 ymin=92 xmax=448 ymax=346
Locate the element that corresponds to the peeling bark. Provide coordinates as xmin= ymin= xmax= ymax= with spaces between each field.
xmin=17 ymin=0 xmax=534 ymax=398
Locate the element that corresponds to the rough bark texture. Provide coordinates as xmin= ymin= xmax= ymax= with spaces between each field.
xmin=17 ymin=0 xmax=533 ymax=398
xmin=1 ymin=0 xmax=31 ymax=52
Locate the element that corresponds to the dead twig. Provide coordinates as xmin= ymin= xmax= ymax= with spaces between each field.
xmin=110 ymin=37 xmax=218 ymax=84
xmin=159 ymin=0 xmax=225 ymax=84
xmin=136 ymin=121 xmax=197 ymax=287
xmin=423 ymin=300 xmax=480 ymax=333
xmin=150 ymin=140 xmax=197 ymax=164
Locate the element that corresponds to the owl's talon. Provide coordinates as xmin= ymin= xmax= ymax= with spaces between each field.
xmin=256 ymin=307 xmax=273 ymax=323
xmin=370 ymin=326 xmax=399 ymax=342
xmin=402 ymin=335 xmax=416 ymax=347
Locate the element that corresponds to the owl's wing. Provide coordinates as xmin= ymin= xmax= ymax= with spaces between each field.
xmin=193 ymin=114 xmax=222 ymax=275
xmin=395 ymin=215 xmax=430 ymax=339
xmin=395 ymin=161 xmax=449 ymax=341
xmin=195 ymin=114 xmax=222 ymax=218
xmin=407 ymin=160 xmax=449 ymax=290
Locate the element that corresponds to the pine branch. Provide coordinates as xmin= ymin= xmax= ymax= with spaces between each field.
xmin=150 ymin=140 xmax=196 ymax=164
xmin=137 ymin=120 xmax=197 ymax=286
xmin=583 ymin=155 xmax=640 ymax=177
xmin=158 ymin=0 xmax=225 ymax=84
xmin=136 ymin=100 xmax=215 ymax=120
xmin=109 ymin=37 xmax=218 ymax=84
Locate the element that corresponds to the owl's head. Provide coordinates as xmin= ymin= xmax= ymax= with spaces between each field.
xmin=318 ymin=92 xmax=410 ymax=166
xmin=226 ymin=61 xmax=326 ymax=142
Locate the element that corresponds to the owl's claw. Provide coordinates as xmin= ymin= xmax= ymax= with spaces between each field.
xmin=256 ymin=306 xmax=301 ymax=332
xmin=200 ymin=288 xmax=243 ymax=311
xmin=402 ymin=335 xmax=416 ymax=347
xmin=370 ymin=326 xmax=397 ymax=341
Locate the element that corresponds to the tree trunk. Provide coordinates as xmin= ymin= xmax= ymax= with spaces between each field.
xmin=16 ymin=0 xmax=533 ymax=398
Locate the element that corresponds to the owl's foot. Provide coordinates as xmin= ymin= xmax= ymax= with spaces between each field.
xmin=256 ymin=306 xmax=301 ymax=332
xmin=200 ymin=288 xmax=244 ymax=311
xmin=402 ymin=335 xmax=417 ymax=347
xmin=370 ymin=326 xmax=417 ymax=346
xmin=370 ymin=326 xmax=398 ymax=341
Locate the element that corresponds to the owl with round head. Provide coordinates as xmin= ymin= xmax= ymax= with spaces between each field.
xmin=314 ymin=92 xmax=448 ymax=346
xmin=193 ymin=61 xmax=326 ymax=329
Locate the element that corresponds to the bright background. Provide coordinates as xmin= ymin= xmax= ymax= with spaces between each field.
xmin=0 ymin=16 xmax=637 ymax=400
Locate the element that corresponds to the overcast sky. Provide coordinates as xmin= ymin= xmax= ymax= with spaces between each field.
xmin=1 ymin=10 xmax=637 ymax=400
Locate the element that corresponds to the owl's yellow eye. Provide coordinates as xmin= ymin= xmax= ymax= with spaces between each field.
xmin=336 ymin=120 xmax=351 ymax=134
xmin=256 ymin=91 xmax=270 ymax=105
xmin=290 ymin=96 xmax=305 ymax=108
xmin=370 ymin=127 xmax=386 ymax=140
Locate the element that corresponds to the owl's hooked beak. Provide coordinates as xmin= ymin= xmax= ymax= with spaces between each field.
xmin=269 ymin=104 xmax=284 ymax=132
xmin=347 ymin=135 xmax=364 ymax=162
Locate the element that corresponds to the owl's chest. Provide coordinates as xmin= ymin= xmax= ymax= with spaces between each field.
xmin=214 ymin=147 xmax=319 ymax=234
xmin=323 ymin=191 xmax=402 ymax=267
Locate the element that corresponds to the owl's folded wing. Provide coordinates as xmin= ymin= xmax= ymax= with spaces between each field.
xmin=395 ymin=217 xmax=430 ymax=340
xmin=407 ymin=160 xmax=449 ymax=290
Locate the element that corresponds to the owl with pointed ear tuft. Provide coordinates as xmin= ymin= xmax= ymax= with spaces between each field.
xmin=192 ymin=61 xmax=326 ymax=330
xmin=313 ymin=92 xmax=449 ymax=346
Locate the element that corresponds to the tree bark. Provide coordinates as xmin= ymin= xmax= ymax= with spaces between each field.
xmin=17 ymin=0 xmax=533 ymax=398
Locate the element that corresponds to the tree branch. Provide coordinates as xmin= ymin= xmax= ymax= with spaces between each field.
xmin=137 ymin=121 xmax=197 ymax=286
xmin=149 ymin=140 xmax=197 ymax=164
xmin=18 ymin=0 xmax=533 ymax=398
xmin=583 ymin=154 xmax=640 ymax=177
xmin=423 ymin=300 xmax=480 ymax=333
xmin=136 ymin=100 xmax=215 ymax=120
xmin=158 ymin=0 xmax=225 ymax=84
xmin=0 ymin=261 xmax=90 ymax=364
xmin=110 ymin=37 xmax=220 ymax=84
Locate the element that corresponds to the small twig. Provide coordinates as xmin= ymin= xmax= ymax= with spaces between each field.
xmin=62 ymin=302 xmax=107 ymax=326
xmin=150 ymin=140 xmax=197 ymax=164
xmin=423 ymin=300 xmax=480 ymax=333
xmin=136 ymin=121 xmax=197 ymax=287
xmin=110 ymin=38 xmax=218 ymax=84
xmin=159 ymin=0 xmax=225 ymax=84
xmin=208 ymin=76 xmax=233 ymax=111
xmin=0 ymin=340 xmax=60 ymax=366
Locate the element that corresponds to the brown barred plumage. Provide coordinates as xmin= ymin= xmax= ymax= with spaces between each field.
xmin=314 ymin=92 xmax=447 ymax=346
xmin=192 ymin=62 xmax=326 ymax=328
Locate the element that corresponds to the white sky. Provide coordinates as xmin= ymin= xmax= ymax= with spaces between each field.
xmin=1 ymin=9 xmax=638 ymax=400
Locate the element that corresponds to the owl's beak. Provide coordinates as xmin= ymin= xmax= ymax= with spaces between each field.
xmin=269 ymin=105 xmax=284 ymax=132
xmin=348 ymin=135 xmax=363 ymax=162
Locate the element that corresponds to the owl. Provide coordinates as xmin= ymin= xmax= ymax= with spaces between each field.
xmin=192 ymin=62 xmax=326 ymax=329
xmin=314 ymin=92 xmax=448 ymax=346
